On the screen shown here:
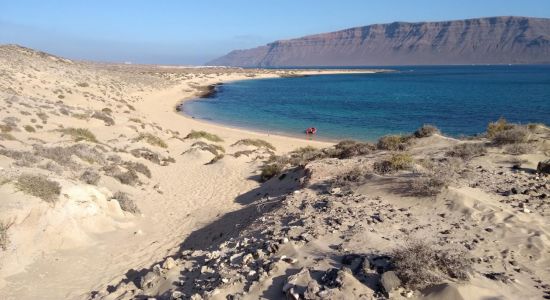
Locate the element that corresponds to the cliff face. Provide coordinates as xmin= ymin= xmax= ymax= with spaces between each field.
xmin=208 ymin=16 xmax=550 ymax=66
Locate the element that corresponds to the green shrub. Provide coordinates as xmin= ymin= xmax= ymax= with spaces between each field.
xmin=414 ymin=124 xmax=440 ymax=138
xmin=16 ymin=174 xmax=61 ymax=203
xmin=184 ymin=130 xmax=223 ymax=142
xmin=58 ymin=128 xmax=98 ymax=143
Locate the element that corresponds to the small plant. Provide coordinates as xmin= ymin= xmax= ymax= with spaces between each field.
xmin=331 ymin=140 xmax=375 ymax=159
xmin=184 ymin=130 xmax=223 ymax=142
xmin=80 ymin=169 xmax=100 ymax=185
xmin=260 ymin=163 xmax=284 ymax=182
xmin=0 ymin=220 xmax=15 ymax=251
xmin=58 ymin=128 xmax=98 ymax=143
xmin=487 ymin=117 xmax=514 ymax=138
xmin=504 ymin=143 xmax=534 ymax=155
xmin=232 ymin=139 xmax=276 ymax=151
xmin=409 ymin=175 xmax=447 ymax=196
xmin=374 ymin=153 xmax=414 ymax=174
xmin=135 ymin=133 xmax=168 ymax=148
xmin=391 ymin=241 xmax=472 ymax=290
xmin=15 ymin=174 xmax=61 ymax=203
xmin=446 ymin=143 xmax=486 ymax=160
xmin=91 ymin=111 xmax=115 ymax=126
xmin=414 ymin=124 xmax=440 ymax=138
xmin=24 ymin=125 xmax=36 ymax=132
xmin=377 ymin=135 xmax=411 ymax=151
xmin=112 ymin=191 xmax=140 ymax=214
xmin=123 ymin=161 xmax=152 ymax=178
xmin=492 ymin=126 xmax=530 ymax=145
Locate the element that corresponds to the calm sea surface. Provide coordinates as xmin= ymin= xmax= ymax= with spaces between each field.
xmin=183 ymin=66 xmax=550 ymax=141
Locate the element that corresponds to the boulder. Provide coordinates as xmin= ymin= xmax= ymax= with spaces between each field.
xmin=537 ymin=160 xmax=550 ymax=174
xmin=380 ymin=271 xmax=401 ymax=293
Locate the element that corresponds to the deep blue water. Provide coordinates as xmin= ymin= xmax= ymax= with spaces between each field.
xmin=183 ymin=66 xmax=550 ymax=141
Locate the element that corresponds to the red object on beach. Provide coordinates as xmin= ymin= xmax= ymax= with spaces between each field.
xmin=305 ymin=127 xmax=317 ymax=135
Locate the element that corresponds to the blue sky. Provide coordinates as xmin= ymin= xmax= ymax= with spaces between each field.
xmin=1 ymin=0 xmax=549 ymax=65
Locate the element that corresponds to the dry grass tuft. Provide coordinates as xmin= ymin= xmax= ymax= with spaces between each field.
xmin=330 ymin=140 xmax=375 ymax=159
xmin=112 ymin=191 xmax=140 ymax=214
xmin=391 ymin=241 xmax=472 ymax=290
xmin=135 ymin=133 xmax=168 ymax=148
xmin=260 ymin=163 xmax=284 ymax=182
xmin=414 ymin=124 xmax=440 ymax=138
xmin=446 ymin=143 xmax=486 ymax=160
xmin=377 ymin=135 xmax=411 ymax=151
xmin=15 ymin=174 xmax=61 ymax=203
xmin=91 ymin=111 xmax=115 ymax=126
xmin=184 ymin=130 xmax=223 ymax=142
xmin=374 ymin=153 xmax=414 ymax=174
xmin=58 ymin=127 xmax=98 ymax=143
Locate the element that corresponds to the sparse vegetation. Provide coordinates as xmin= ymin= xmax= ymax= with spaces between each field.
xmin=58 ymin=127 xmax=98 ymax=143
xmin=24 ymin=125 xmax=36 ymax=132
xmin=130 ymin=147 xmax=174 ymax=165
xmin=123 ymin=161 xmax=152 ymax=178
xmin=492 ymin=126 xmax=530 ymax=145
xmin=391 ymin=241 xmax=472 ymax=290
xmin=135 ymin=133 xmax=168 ymax=148
xmin=260 ymin=163 xmax=284 ymax=182
xmin=414 ymin=124 xmax=440 ymax=138
xmin=232 ymin=139 xmax=276 ymax=151
xmin=374 ymin=153 xmax=414 ymax=174
xmin=0 ymin=220 xmax=14 ymax=251
xmin=91 ymin=111 xmax=115 ymax=126
xmin=409 ymin=175 xmax=447 ymax=196
xmin=105 ymin=166 xmax=140 ymax=186
xmin=504 ymin=143 xmax=534 ymax=155
xmin=377 ymin=135 xmax=411 ymax=151
xmin=112 ymin=191 xmax=140 ymax=214
xmin=184 ymin=130 xmax=223 ymax=142
xmin=15 ymin=174 xmax=61 ymax=203
xmin=330 ymin=140 xmax=375 ymax=159
xmin=80 ymin=169 xmax=100 ymax=185
xmin=446 ymin=143 xmax=486 ymax=160
xmin=487 ymin=117 xmax=514 ymax=138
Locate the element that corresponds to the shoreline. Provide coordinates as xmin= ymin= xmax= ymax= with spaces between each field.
xmin=173 ymin=69 xmax=382 ymax=145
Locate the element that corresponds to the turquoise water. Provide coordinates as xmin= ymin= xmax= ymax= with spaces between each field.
xmin=183 ymin=66 xmax=550 ymax=141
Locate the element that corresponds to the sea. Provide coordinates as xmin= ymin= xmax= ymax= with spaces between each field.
xmin=182 ymin=65 xmax=550 ymax=141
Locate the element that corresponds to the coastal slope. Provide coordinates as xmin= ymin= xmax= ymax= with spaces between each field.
xmin=208 ymin=16 xmax=550 ymax=66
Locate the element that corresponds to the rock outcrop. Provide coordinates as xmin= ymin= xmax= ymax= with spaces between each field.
xmin=208 ymin=16 xmax=550 ymax=66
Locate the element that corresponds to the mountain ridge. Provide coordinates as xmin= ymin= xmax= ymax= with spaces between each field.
xmin=207 ymin=16 xmax=550 ymax=66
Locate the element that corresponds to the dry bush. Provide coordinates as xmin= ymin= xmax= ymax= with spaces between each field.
xmin=80 ymin=169 xmax=100 ymax=185
xmin=374 ymin=153 xmax=414 ymax=174
xmin=130 ymin=148 xmax=174 ymax=165
xmin=58 ymin=128 xmax=98 ymax=143
xmin=446 ymin=143 xmax=486 ymax=160
xmin=36 ymin=112 xmax=48 ymax=124
xmin=0 ymin=133 xmax=16 ymax=141
xmin=409 ymin=176 xmax=447 ymax=197
xmin=333 ymin=167 xmax=369 ymax=188
xmin=391 ymin=241 xmax=472 ymax=290
xmin=487 ymin=117 xmax=514 ymax=138
xmin=184 ymin=130 xmax=223 ymax=142
xmin=16 ymin=174 xmax=61 ymax=203
xmin=260 ymin=163 xmax=284 ymax=182
xmin=33 ymin=145 xmax=74 ymax=166
xmin=112 ymin=191 xmax=140 ymax=214
xmin=123 ymin=161 xmax=152 ymax=178
xmin=104 ymin=165 xmax=140 ymax=186
xmin=0 ymin=220 xmax=14 ymax=251
xmin=135 ymin=133 xmax=168 ymax=148
xmin=0 ymin=149 xmax=39 ymax=166
xmin=414 ymin=124 xmax=440 ymax=138
xmin=287 ymin=146 xmax=327 ymax=166
xmin=492 ymin=126 xmax=530 ymax=145
xmin=232 ymin=139 xmax=276 ymax=151
xmin=233 ymin=150 xmax=255 ymax=158
xmin=330 ymin=140 xmax=375 ymax=159
xmin=69 ymin=144 xmax=106 ymax=165
xmin=23 ymin=125 xmax=36 ymax=132
xmin=72 ymin=113 xmax=90 ymax=120
xmin=377 ymin=135 xmax=411 ymax=151
xmin=504 ymin=143 xmax=534 ymax=155
xmin=91 ymin=111 xmax=115 ymax=126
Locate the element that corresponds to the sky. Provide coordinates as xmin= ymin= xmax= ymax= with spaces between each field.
xmin=1 ymin=0 xmax=549 ymax=65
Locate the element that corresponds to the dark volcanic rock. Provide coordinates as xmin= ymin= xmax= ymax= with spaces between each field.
xmin=208 ymin=17 xmax=550 ymax=67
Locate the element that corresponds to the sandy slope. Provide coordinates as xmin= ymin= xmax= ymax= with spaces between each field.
xmin=0 ymin=45 xmax=376 ymax=299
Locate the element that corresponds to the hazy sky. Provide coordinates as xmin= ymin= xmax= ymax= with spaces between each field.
xmin=1 ymin=0 xmax=549 ymax=65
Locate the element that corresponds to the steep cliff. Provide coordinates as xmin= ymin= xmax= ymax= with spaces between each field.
xmin=208 ymin=16 xmax=550 ymax=66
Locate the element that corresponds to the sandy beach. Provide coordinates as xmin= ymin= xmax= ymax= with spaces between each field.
xmin=0 ymin=45 xmax=549 ymax=300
